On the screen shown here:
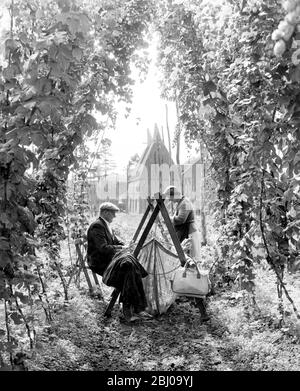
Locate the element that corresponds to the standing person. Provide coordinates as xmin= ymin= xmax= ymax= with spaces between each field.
xmin=87 ymin=202 xmax=152 ymax=322
xmin=163 ymin=186 xmax=210 ymax=321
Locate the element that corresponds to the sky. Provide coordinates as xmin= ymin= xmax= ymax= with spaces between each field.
xmin=106 ymin=35 xmax=195 ymax=175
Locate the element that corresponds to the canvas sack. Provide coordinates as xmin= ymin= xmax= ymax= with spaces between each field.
xmin=171 ymin=259 xmax=210 ymax=298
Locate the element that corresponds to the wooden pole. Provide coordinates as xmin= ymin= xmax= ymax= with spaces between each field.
xmin=104 ymin=289 xmax=120 ymax=317
xmin=134 ymin=203 xmax=160 ymax=258
xmin=175 ymin=94 xmax=181 ymax=166
xmin=200 ymin=143 xmax=207 ymax=245
xmin=132 ymin=202 xmax=152 ymax=243
xmin=165 ymin=103 xmax=172 ymax=163
xmin=157 ymin=197 xmax=186 ymax=266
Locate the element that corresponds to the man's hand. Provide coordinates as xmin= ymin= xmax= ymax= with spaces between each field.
xmin=126 ymin=241 xmax=136 ymax=251
xmin=186 ymin=258 xmax=195 ymax=267
xmin=182 ymin=238 xmax=192 ymax=252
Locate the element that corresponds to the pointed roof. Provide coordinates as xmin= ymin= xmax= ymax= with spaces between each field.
xmin=128 ymin=124 xmax=173 ymax=181
xmin=147 ymin=128 xmax=152 ymax=145
xmin=153 ymin=123 xmax=162 ymax=143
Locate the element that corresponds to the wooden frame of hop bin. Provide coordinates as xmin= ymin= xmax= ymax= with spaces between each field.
xmin=104 ymin=193 xmax=186 ymax=317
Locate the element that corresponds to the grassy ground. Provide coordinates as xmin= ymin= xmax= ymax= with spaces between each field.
xmin=26 ymin=272 xmax=300 ymax=371
xmin=2 ymin=212 xmax=300 ymax=371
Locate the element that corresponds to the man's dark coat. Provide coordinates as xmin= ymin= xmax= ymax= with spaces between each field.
xmin=172 ymin=196 xmax=195 ymax=242
xmin=87 ymin=217 xmax=124 ymax=276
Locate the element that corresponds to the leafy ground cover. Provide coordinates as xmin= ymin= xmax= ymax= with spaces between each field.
xmin=25 ymin=272 xmax=300 ymax=371
xmin=21 ymin=213 xmax=300 ymax=371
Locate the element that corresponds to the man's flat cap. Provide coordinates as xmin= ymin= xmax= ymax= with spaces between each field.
xmin=99 ymin=202 xmax=120 ymax=212
xmin=163 ymin=185 xmax=182 ymax=198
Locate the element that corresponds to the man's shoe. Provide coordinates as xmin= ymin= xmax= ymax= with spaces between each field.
xmin=127 ymin=315 xmax=140 ymax=322
xmin=121 ymin=314 xmax=140 ymax=323
xmin=135 ymin=311 xmax=153 ymax=319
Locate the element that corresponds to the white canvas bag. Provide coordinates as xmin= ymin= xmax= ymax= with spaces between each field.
xmin=171 ymin=258 xmax=210 ymax=298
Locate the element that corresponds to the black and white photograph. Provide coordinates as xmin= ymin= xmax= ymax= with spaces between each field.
xmin=0 ymin=0 xmax=300 ymax=379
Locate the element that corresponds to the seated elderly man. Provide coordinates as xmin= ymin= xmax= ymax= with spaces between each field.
xmin=87 ymin=202 xmax=152 ymax=322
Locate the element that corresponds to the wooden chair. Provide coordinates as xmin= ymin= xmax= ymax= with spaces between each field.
xmin=74 ymin=240 xmax=103 ymax=298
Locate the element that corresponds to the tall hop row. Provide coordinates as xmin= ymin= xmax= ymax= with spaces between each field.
xmin=272 ymin=0 xmax=300 ymax=57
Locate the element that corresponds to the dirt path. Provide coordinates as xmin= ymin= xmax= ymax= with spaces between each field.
xmin=24 ymin=265 xmax=300 ymax=373
xmin=28 ymin=294 xmax=242 ymax=371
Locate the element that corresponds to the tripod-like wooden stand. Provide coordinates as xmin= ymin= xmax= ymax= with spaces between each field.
xmin=104 ymin=193 xmax=186 ymax=317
